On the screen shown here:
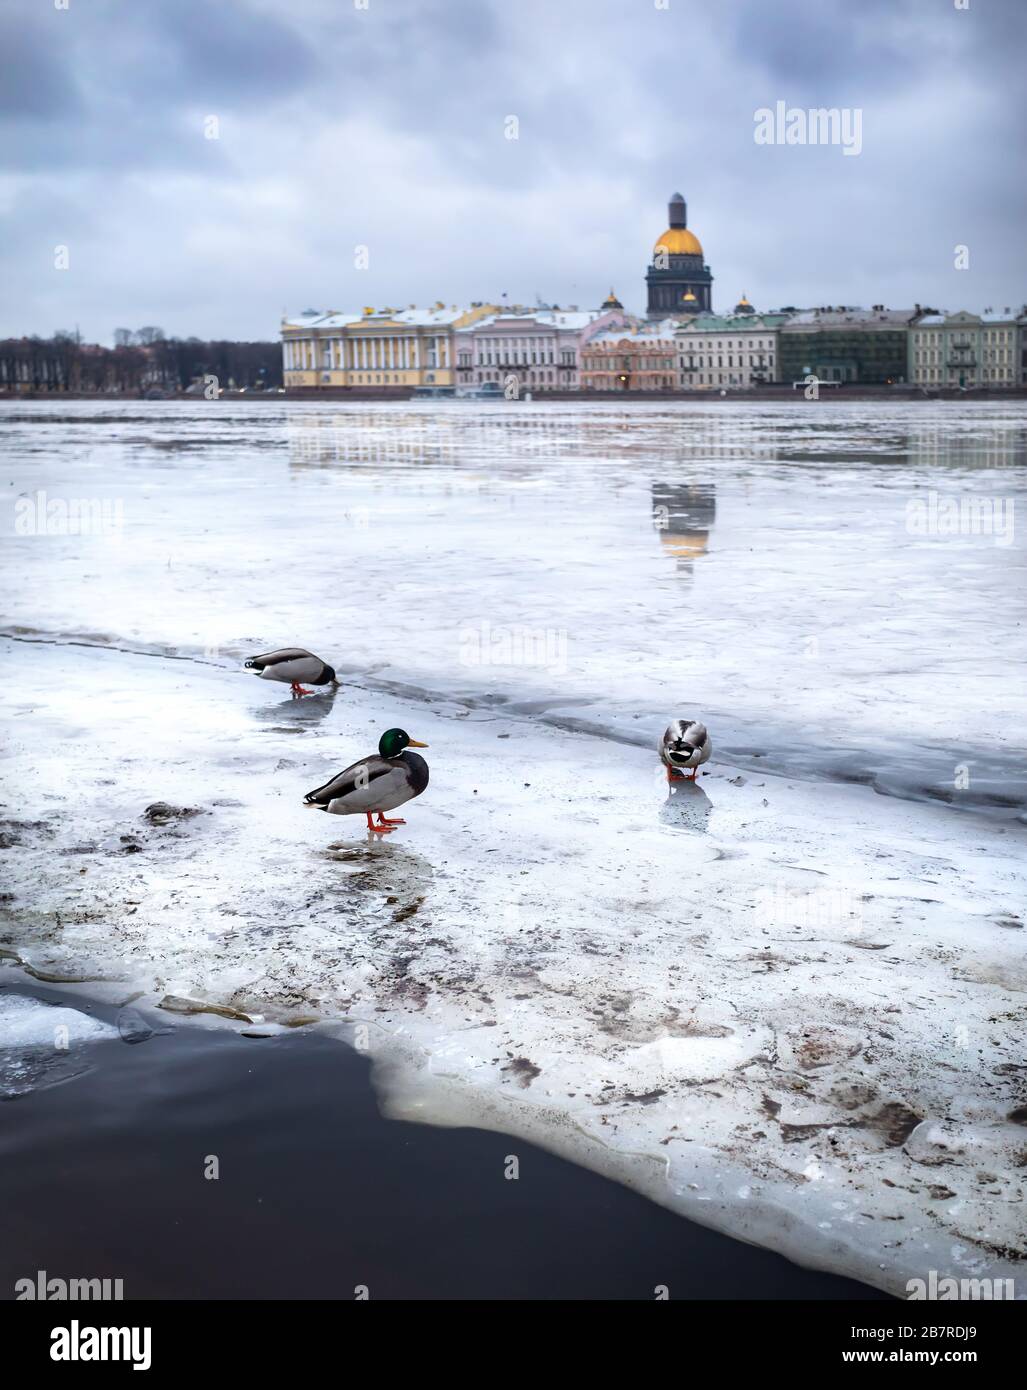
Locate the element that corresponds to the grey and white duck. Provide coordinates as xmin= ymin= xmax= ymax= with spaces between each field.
xmin=245 ymin=647 xmax=337 ymax=696
xmin=660 ymin=719 xmax=711 ymax=782
xmin=304 ymin=728 xmax=429 ymax=833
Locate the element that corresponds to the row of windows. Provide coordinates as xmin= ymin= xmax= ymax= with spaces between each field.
xmin=582 ymin=358 xmax=676 ymax=370
xmin=472 ymin=338 xmax=565 ymax=354
xmin=914 ymin=329 xmax=1015 ymax=344
xmin=584 ymin=355 xmax=774 ymax=370
xmin=309 ymin=373 xmax=413 ymax=385
xmin=461 ymin=350 xmax=576 ymax=366
xmin=582 ymin=377 xmax=676 ymax=389
xmin=915 ymin=369 xmax=1017 ymax=382
xmin=479 ymin=369 xmax=567 ymax=384
xmin=914 ymin=348 xmax=1011 ymax=363
xmin=680 ymin=338 xmax=775 ymax=350
xmin=681 ymin=354 xmax=774 ymax=368
xmin=581 ymin=366 xmax=771 ymax=384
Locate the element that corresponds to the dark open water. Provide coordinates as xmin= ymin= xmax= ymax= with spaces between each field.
xmin=0 ymin=981 xmax=888 ymax=1301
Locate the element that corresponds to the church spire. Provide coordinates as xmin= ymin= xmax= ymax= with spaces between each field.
xmin=668 ymin=192 xmax=687 ymax=228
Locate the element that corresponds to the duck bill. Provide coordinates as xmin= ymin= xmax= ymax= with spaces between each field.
xmin=407 ymin=739 xmax=429 ymax=748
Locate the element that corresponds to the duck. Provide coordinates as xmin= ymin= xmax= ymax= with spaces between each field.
xmin=304 ymin=728 xmax=429 ymax=833
xmin=660 ymin=719 xmax=711 ymax=782
xmin=245 ymin=647 xmax=337 ymax=697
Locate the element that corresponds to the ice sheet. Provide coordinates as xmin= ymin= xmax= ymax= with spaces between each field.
xmin=3 ymin=398 xmax=1025 ymax=818
xmin=0 ymin=993 xmax=117 ymax=1098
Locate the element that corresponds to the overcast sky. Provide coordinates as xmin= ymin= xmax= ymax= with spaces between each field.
xmin=2 ymin=0 xmax=1024 ymax=344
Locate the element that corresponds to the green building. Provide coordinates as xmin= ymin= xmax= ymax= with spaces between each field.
xmin=779 ymin=307 xmax=920 ymax=385
xmin=909 ymin=310 xmax=1023 ymax=389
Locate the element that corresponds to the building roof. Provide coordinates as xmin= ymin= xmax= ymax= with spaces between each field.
xmin=283 ymin=306 xmax=485 ymax=330
xmin=780 ymin=307 xmax=919 ymax=332
xmin=457 ymin=309 xmax=609 ymax=333
xmin=915 ymin=310 xmax=1022 ymax=327
xmin=678 ymin=313 xmax=790 ymax=333
xmin=588 ymin=319 xmax=679 ymax=346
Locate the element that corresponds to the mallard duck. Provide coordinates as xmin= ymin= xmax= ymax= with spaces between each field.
xmin=304 ymin=728 xmax=429 ymax=833
xmin=245 ymin=647 xmax=337 ymax=696
xmin=660 ymin=719 xmax=711 ymax=782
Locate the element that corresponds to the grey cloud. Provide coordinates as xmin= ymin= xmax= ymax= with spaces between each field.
xmin=1 ymin=0 xmax=1023 ymax=342
xmin=0 ymin=12 xmax=83 ymax=119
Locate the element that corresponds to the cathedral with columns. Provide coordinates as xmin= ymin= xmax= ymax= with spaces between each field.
xmin=646 ymin=191 xmax=715 ymax=317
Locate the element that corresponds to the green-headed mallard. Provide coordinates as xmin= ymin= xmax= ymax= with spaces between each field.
xmin=245 ymin=647 xmax=337 ymax=696
xmin=660 ymin=719 xmax=711 ymax=782
xmin=304 ymin=728 xmax=429 ymax=833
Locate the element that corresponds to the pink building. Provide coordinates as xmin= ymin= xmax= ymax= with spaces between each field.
xmin=454 ymin=294 xmax=635 ymax=393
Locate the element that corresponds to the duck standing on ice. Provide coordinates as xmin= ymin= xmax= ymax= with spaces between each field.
xmin=245 ymin=648 xmax=337 ymax=697
xmin=304 ymin=728 xmax=429 ymax=833
xmin=660 ymin=719 xmax=711 ymax=782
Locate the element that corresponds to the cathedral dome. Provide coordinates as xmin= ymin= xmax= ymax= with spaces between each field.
xmin=654 ymin=227 xmax=703 ymax=257
xmin=646 ymin=190 xmax=713 ymax=319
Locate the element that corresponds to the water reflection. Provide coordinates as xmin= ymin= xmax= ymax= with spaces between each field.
xmin=287 ymin=409 xmax=592 ymax=471
xmin=285 ymin=405 xmax=1027 ymax=475
xmin=900 ymin=423 xmax=1027 ymax=470
xmin=320 ymin=838 xmax=434 ymax=923
xmin=253 ymin=687 xmax=340 ymax=728
xmin=761 ymin=420 xmax=1027 ymax=471
xmin=659 ymin=779 xmax=713 ymax=832
xmin=286 ymin=407 xmax=783 ymax=472
xmin=652 ymin=481 xmax=716 ymax=575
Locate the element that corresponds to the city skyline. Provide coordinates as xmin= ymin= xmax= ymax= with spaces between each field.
xmin=3 ymin=0 xmax=1025 ymax=344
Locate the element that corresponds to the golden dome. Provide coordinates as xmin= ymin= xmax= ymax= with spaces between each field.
xmin=661 ymin=533 xmax=709 ymax=560
xmin=682 ymin=290 xmax=697 ymax=302
xmin=654 ymin=227 xmax=703 ymax=257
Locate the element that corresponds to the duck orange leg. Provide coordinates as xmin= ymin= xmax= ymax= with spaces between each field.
xmin=291 ymin=682 xmax=313 ymax=696
xmin=365 ymin=811 xmax=393 ymax=833
xmin=376 ymin=812 xmax=406 ymax=826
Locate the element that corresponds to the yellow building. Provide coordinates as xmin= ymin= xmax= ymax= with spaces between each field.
xmin=281 ymin=303 xmax=499 ymax=390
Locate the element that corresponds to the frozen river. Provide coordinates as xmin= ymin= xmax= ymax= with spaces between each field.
xmin=1 ymin=398 xmax=1025 ymax=1297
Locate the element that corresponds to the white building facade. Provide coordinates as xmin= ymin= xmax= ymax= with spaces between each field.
xmin=674 ymin=313 xmax=788 ymax=390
